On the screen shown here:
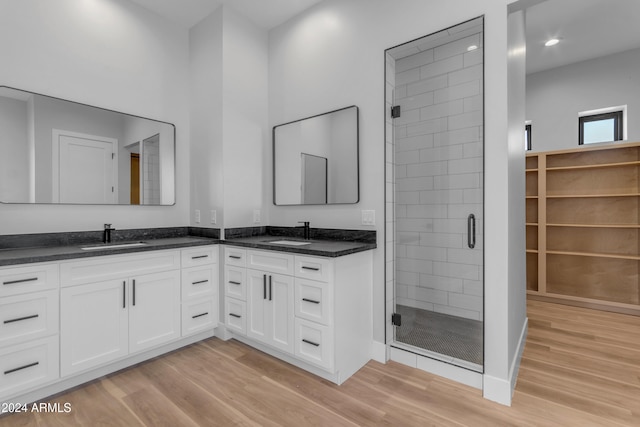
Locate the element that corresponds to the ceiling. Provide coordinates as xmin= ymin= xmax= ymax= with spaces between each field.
xmin=525 ymin=0 xmax=640 ymax=74
xmin=128 ymin=0 xmax=322 ymax=30
xmin=127 ymin=0 xmax=640 ymax=75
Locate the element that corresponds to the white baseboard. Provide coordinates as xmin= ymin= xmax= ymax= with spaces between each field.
xmin=483 ymin=317 xmax=528 ymax=406
xmin=371 ymin=340 xmax=387 ymax=363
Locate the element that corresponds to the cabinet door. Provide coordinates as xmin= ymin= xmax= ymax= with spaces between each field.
xmin=268 ymin=273 xmax=294 ymax=354
xmin=246 ymin=270 xmax=268 ymax=343
xmin=129 ymin=270 xmax=181 ymax=354
xmin=246 ymin=270 xmax=293 ymax=354
xmin=60 ymin=279 xmax=128 ymax=377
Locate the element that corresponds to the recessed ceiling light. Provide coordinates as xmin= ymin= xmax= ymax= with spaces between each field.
xmin=467 ymin=45 xmax=478 ymax=52
xmin=544 ymin=38 xmax=560 ymax=47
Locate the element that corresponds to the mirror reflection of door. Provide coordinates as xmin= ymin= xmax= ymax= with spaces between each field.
xmin=130 ymin=153 xmax=140 ymax=204
xmin=301 ymin=153 xmax=327 ymax=204
xmin=52 ymin=129 xmax=117 ymax=204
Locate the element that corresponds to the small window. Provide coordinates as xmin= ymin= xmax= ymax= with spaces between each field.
xmin=525 ymin=123 xmax=532 ymax=151
xmin=579 ymin=110 xmax=623 ymax=145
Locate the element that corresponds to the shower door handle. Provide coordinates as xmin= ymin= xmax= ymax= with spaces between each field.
xmin=467 ymin=214 xmax=476 ymax=249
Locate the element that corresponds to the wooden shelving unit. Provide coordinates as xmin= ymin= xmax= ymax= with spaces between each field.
xmin=526 ymin=142 xmax=640 ymax=316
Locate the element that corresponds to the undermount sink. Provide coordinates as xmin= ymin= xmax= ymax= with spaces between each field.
xmin=267 ymin=240 xmax=312 ymax=246
xmin=81 ymin=242 xmax=148 ymax=251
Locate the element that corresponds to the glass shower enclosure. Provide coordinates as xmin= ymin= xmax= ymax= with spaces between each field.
xmin=386 ymin=17 xmax=484 ymax=372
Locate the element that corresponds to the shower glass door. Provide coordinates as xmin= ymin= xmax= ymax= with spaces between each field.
xmin=387 ymin=17 xmax=484 ymax=371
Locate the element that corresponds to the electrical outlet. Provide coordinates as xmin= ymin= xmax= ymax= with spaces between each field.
xmin=253 ymin=209 xmax=261 ymax=223
xmin=361 ymin=210 xmax=375 ymax=226
xmin=210 ymin=210 xmax=217 ymax=224
xmin=194 ymin=209 xmax=201 ymax=224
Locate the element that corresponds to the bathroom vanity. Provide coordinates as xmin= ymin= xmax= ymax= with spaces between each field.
xmin=222 ymin=234 xmax=375 ymax=385
xmin=0 ymin=234 xmax=219 ymax=405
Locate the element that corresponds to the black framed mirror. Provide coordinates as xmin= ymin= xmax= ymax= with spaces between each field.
xmin=273 ymin=105 xmax=359 ymax=205
xmin=0 ymin=86 xmax=175 ymax=205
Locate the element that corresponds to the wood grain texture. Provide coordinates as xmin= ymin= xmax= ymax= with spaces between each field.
xmin=2 ymin=300 xmax=639 ymax=426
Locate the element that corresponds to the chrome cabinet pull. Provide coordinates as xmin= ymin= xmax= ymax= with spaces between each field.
xmin=467 ymin=214 xmax=476 ymax=249
xmin=302 ymin=339 xmax=320 ymax=347
xmin=4 ymin=361 xmax=39 ymax=375
xmin=4 ymin=314 xmax=39 ymax=324
xmin=302 ymin=298 xmax=320 ymax=304
xmin=3 ymin=277 xmax=38 ymax=285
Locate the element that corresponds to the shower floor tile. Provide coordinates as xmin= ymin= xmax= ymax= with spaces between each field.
xmin=395 ymin=305 xmax=483 ymax=366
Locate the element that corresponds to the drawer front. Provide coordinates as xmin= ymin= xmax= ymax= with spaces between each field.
xmin=0 ymin=336 xmax=59 ymax=400
xmin=182 ymin=265 xmax=217 ymax=300
xmin=294 ymin=279 xmax=332 ymax=326
xmin=294 ymin=255 xmax=331 ymax=282
xmin=181 ymin=246 xmax=218 ymax=268
xmin=248 ymin=250 xmax=294 ymax=276
xmin=0 ymin=290 xmax=59 ymax=347
xmin=0 ymin=263 xmax=59 ymax=298
xmin=224 ymin=247 xmax=246 ymax=267
xmin=60 ymin=250 xmax=180 ymax=287
xmin=224 ymin=266 xmax=246 ymax=301
xmin=225 ymin=298 xmax=246 ymax=335
xmin=294 ymin=318 xmax=333 ymax=372
xmin=182 ymin=299 xmax=217 ymax=336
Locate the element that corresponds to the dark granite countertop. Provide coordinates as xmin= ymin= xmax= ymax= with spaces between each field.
xmin=0 ymin=236 xmax=220 ymax=267
xmin=222 ymin=236 xmax=376 ymax=257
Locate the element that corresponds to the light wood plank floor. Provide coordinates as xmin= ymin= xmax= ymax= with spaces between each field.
xmin=2 ymin=300 xmax=639 ymax=426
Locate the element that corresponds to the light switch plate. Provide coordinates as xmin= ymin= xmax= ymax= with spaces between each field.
xmin=361 ymin=210 xmax=375 ymax=226
xmin=194 ymin=209 xmax=201 ymax=224
xmin=210 ymin=210 xmax=217 ymax=224
xmin=253 ymin=209 xmax=261 ymax=223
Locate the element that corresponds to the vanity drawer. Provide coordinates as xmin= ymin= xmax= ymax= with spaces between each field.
xmin=294 ymin=279 xmax=332 ymax=326
xmin=0 ymin=335 xmax=59 ymax=400
xmin=0 ymin=290 xmax=59 ymax=347
xmin=295 ymin=255 xmax=331 ymax=283
xmin=224 ymin=266 xmax=246 ymax=301
xmin=225 ymin=298 xmax=246 ymax=335
xmin=182 ymin=299 xmax=217 ymax=336
xmin=248 ymin=250 xmax=294 ymax=276
xmin=0 ymin=263 xmax=59 ymax=298
xmin=60 ymin=250 xmax=180 ymax=287
xmin=181 ymin=246 xmax=218 ymax=268
xmin=294 ymin=318 xmax=333 ymax=372
xmin=182 ymin=265 xmax=217 ymax=300
xmin=224 ymin=247 xmax=246 ymax=267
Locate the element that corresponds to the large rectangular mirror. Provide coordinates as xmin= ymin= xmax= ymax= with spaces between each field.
xmin=0 ymin=86 xmax=175 ymax=205
xmin=273 ymin=105 xmax=359 ymax=205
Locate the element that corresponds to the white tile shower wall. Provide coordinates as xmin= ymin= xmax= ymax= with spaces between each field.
xmin=394 ymin=33 xmax=483 ymax=321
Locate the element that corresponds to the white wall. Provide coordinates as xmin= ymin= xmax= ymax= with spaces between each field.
xmin=0 ymin=0 xmax=190 ymax=234
xmin=189 ymin=5 xmax=268 ymax=230
xmin=268 ymin=0 xmax=525 ymax=405
xmin=527 ymin=47 xmax=640 ymax=152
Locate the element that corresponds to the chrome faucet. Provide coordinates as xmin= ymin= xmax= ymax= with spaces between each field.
xmin=103 ymin=224 xmax=116 ymax=243
xmin=298 ymin=221 xmax=310 ymax=240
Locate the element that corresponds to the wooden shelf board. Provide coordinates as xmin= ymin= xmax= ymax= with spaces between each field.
xmin=546 ymin=193 xmax=640 ymax=199
xmin=526 ymin=196 xmax=538 ymax=199
xmin=526 ymin=249 xmax=539 ymax=254
xmin=525 ymin=168 xmax=538 ymax=172
xmin=547 ymin=160 xmax=640 ymax=171
xmin=546 ymin=250 xmax=640 ymax=261
xmin=547 ymin=223 xmax=640 ymax=229
xmin=527 ymin=292 xmax=640 ymax=316
xmin=526 ymin=223 xmax=538 ymax=226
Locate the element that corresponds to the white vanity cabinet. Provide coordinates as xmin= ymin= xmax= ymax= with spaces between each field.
xmin=223 ymin=246 xmax=372 ymax=385
xmin=0 ymin=263 xmax=60 ymax=401
xmin=181 ymin=246 xmax=218 ymax=336
xmin=60 ymin=250 xmax=182 ymax=376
